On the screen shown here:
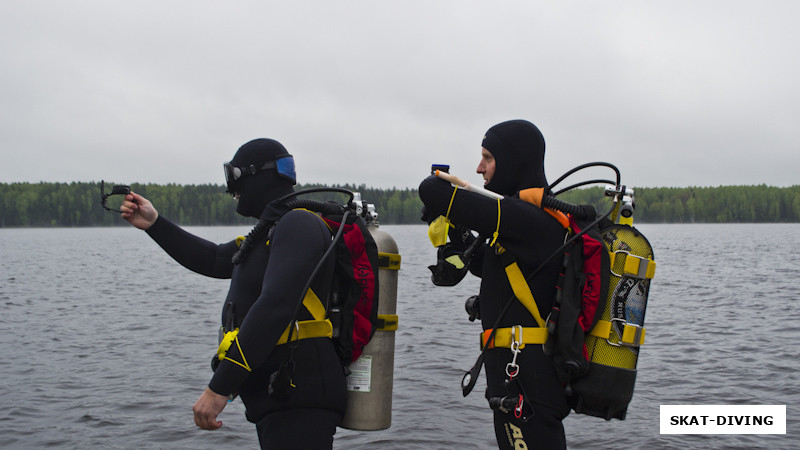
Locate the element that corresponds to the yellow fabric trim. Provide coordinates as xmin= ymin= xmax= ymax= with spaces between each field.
xmin=274 ymin=288 xmax=333 ymax=346
xmin=217 ymin=329 xmax=239 ymax=360
xmin=590 ymin=320 xmax=611 ymax=339
xmin=621 ymin=323 xmax=646 ymax=346
xmin=427 ymin=216 xmax=450 ymax=247
xmin=481 ymin=327 xmax=548 ymax=349
xmin=490 ymin=197 xmax=501 ymax=246
xmin=216 ymin=329 xmax=253 ymax=372
xmin=446 ymin=184 xmax=458 ymax=218
xmin=428 ymin=185 xmax=459 ymax=248
xmin=276 ymin=319 xmax=334 ymax=345
xmin=377 ymin=314 xmax=399 ymax=331
xmin=235 ymin=235 xmax=271 ymax=248
xmin=611 ymin=251 xmax=656 ymax=279
xmin=445 ymin=254 xmax=466 ymax=269
xmin=378 ymin=252 xmax=402 ymax=270
xmin=302 ymin=288 xmax=327 ymax=321
xmin=589 ymin=319 xmax=646 ymax=347
xmin=504 ymin=262 xmax=546 ymax=328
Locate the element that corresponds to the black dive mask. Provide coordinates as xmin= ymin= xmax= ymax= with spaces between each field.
xmin=100 ymin=180 xmax=131 ymax=213
xmin=224 ymin=155 xmax=296 ymax=196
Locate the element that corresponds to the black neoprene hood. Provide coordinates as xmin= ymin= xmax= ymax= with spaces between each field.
xmin=481 ymin=120 xmax=548 ymax=196
xmin=229 ymin=138 xmax=295 ymax=218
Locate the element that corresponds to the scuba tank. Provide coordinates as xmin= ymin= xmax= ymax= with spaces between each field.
xmin=539 ymin=166 xmax=655 ymax=420
xmin=228 ymin=189 xmax=400 ymax=430
xmin=339 ymin=195 xmax=401 ymax=431
xmin=565 ymin=185 xmax=654 ymax=420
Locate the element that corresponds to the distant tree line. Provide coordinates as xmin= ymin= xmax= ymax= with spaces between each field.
xmin=558 ymin=184 xmax=800 ymax=223
xmin=1 ymin=181 xmax=799 ymax=227
xmin=0 ymin=181 xmax=423 ymax=227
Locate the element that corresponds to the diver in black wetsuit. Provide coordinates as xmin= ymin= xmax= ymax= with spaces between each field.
xmin=120 ymin=138 xmax=346 ymax=448
xmin=419 ymin=120 xmax=570 ymax=449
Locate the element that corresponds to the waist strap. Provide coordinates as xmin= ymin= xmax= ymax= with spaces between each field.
xmin=275 ymin=286 xmax=332 ymax=345
xmin=276 ymin=319 xmax=333 ymax=345
xmin=481 ymin=327 xmax=549 ymax=349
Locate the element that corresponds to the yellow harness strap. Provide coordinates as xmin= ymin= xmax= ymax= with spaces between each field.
xmin=276 ymin=287 xmax=333 ymax=345
xmin=589 ymin=319 xmax=646 ymax=347
xmin=503 ymin=260 xmax=547 ymax=328
xmin=216 ymin=288 xmax=334 ymax=369
xmin=484 ymin=191 xmax=569 ymax=349
xmin=302 ymin=287 xmax=327 ymax=320
xmin=481 ymin=327 xmax=549 ymax=349
xmin=485 ymin=191 xmax=574 ymax=347
xmin=276 ymin=319 xmax=333 ymax=345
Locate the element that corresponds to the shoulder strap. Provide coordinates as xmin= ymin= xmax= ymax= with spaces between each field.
xmin=496 ymin=247 xmax=546 ymax=328
xmin=492 ymin=195 xmax=570 ymax=328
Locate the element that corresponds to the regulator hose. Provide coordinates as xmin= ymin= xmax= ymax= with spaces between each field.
xmin=540 ymin=195 xmax=596 ymax=221
xmin=232 ymin=218 xmax=273 ymax=265
xmin=284 ymin=198 xmax=345 ymax=216
xmin=232 ymin=188 xmax=356 ymax=265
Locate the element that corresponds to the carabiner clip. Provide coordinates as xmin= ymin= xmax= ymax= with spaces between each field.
xmin=505 ymin=325 xmax=523 ymax=378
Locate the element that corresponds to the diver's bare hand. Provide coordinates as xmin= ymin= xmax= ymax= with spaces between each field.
xmin=120 ymin=192 xmax=158 ymax=230
xmin=192 ymin=387 xmax=228 ymax=430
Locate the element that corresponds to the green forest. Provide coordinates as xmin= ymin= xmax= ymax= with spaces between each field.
xmin=0 ymin=181 xmax=422 ymax=227
xmin=1 ymin=181 xmax=800 ymax=227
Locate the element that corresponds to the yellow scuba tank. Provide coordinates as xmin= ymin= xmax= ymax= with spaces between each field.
xmin=340 ymin=201 xmax=401 ymax=431
xmin=570 ymin=187 xmax=655 ymax=420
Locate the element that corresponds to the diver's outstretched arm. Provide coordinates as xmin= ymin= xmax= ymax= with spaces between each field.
xmin=121 ymin=192 xmax=235 ymax=279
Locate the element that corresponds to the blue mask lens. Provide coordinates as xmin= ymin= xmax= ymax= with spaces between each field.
xmin=274 ymin=155 xmax=296 ymax=184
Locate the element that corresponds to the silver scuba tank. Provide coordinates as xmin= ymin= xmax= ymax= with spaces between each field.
xmin=340 ymin=198 xmax=401 ymax=431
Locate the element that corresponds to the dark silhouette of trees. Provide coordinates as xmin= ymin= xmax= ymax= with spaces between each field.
xmin=2 ymin=181 xmax=799 ymax=227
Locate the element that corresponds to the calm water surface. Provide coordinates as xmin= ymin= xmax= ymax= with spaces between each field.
xmin=1 ymin=223 xmax=798 ymax=449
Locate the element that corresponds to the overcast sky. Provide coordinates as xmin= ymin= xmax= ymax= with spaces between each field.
xmin=1 ymin=1 xmax=798 ymax=190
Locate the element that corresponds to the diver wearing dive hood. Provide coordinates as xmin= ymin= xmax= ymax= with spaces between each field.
xmin=120 ymin=138 xmax=347 ymax=448
xmin=419 ymin=120 xmax=570 ymax=449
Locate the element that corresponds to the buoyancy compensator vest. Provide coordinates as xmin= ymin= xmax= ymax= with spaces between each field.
xmin=454 ymin=162 xmax=655 ymax=421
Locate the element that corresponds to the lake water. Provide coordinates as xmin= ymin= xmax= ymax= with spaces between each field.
xmin=1 ymin=223 xmax=797 ymax=449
